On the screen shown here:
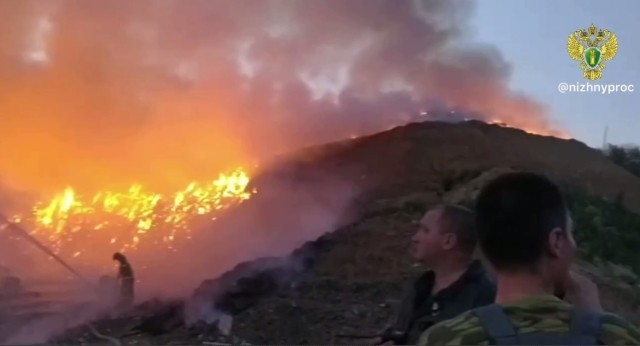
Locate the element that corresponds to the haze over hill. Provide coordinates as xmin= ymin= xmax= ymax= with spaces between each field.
xmin=25 ymin=119 xmax=640 ymax=345
xmin=0 ymin=0 xmax=637 ymax=344
xmin=269 ymin=120 xmax=640 ymax=211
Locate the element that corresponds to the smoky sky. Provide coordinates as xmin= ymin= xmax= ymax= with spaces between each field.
xmin=0 ymin=0 xmax=564 ymax=194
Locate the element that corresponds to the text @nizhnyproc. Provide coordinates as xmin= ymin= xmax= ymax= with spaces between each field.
xmin=558 ymin=82 xmax=635 ymax=94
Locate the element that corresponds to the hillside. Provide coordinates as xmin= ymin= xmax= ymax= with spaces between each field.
xmin=44 ymin=120 xmax=640 ymax=344
xmin=260 ymin=120 xmax=640 ymax=213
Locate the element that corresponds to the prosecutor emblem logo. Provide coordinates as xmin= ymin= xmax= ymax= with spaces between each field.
xmin=567 ymin=24 xmax=618 ymax=80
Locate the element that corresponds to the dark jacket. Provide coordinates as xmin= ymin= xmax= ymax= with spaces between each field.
xmin=116 ymin=260 xmax=135 ymax=304
xmin=383 ymin=260 xmax=496 ymax=344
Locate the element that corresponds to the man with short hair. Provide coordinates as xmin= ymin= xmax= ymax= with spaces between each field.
xmin=418 ymin=172 xmax=640 ymax=345
xmin=376 ymin=205 xmax=495 ymax=344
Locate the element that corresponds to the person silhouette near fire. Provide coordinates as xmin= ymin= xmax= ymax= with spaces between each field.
xmin=113 ymin=252 xmax=135 ymax=307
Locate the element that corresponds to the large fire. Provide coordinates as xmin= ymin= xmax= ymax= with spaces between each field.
xmin=10 ymin=168 xmax=255 ymax=266
xmin=3 ymin=118 xmax=567 ymax=276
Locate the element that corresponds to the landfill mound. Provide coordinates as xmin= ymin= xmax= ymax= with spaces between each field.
xmin=43 ymin=120 xmax=640 ymax=344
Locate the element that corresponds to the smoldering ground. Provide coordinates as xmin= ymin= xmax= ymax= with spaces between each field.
xmin=0 ymin=169 xmax=357 ymax=344
xmin=0 ymin=0 xmax=567 ymax=342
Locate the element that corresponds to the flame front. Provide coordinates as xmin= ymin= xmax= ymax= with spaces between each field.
xmin=14 ymin=168 xmax=255 ymax=265
xmin=487 ymin=119 xmax=571 ymax=139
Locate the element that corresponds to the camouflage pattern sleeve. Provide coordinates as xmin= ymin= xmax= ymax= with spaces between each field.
xmin=599 ymin=313 xmax=640 ymax=345
xmin=417 ymin=311 xmax=489 ymax=345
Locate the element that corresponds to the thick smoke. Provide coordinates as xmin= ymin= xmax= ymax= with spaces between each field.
xmin=0 ymin=1 xmax=566 ymax=340
xmin=0 ymin=0 xmax=563 ymax=194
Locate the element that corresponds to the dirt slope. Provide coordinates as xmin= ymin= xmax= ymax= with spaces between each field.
xmin=235 ymin=121 xmax=640 ymax=344
xmin=49 ymin=120 xmax=640 ymax=345
xmin=264 ymin=120 xmax=640 ymax=212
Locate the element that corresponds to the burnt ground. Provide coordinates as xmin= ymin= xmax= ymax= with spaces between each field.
xmin=32 ymin=120 xmax=640 ymax=344
xmin=49 ymin=196 xmax=429 ymax=345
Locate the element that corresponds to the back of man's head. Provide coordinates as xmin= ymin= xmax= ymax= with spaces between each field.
xmin=475 ymin=172 xmax=570 ymax=272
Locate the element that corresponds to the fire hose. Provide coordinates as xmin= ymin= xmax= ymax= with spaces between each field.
xmin=0 ymin=215 xmax=127 ymax=345
xmin=0 ymin=214 xmax=92 ymax=286
xmin=87 ymin=323 xmax=122 ymax=346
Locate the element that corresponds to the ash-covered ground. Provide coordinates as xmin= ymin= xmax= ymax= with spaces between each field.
xmin=6 ymin=120 xmax=640 ymax=345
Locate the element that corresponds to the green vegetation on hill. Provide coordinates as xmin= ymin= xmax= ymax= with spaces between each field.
xmin=574 ymin=143 xmax=640 ymax=273
xmin=604 ymin=144 xmax=640 ymax=178
xmin=439 ymin=166 xmax=640 ymax=275
xmin=567 ymin=190 xmax=640 ymax=274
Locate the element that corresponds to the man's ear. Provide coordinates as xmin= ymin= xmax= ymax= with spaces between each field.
xmin=442 ymin=232 xmax=457 ymax=250
xmin=547 ymin=227 xmax=565 ymax=258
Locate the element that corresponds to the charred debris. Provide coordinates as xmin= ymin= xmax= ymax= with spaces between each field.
xmin=47 ymin=229 xmax=338 ymax=345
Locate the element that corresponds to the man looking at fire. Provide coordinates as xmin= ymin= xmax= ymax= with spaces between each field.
xmin=113 ymin=252 xmax=135 ymax=307
xmin=373 ymin=205 xmax=496 ymax=344
xmin=418 ymin=172 xmax=640 ymax=345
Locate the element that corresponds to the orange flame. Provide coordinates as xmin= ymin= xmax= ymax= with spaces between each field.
xmin=487 ymin=119 xmax=571 ymax=139
xmin=13 ymin=168 xmax=255 ymax=264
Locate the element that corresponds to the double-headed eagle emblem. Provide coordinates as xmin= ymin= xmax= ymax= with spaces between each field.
xmin=567 ymin=24 xmax=618 ymax=80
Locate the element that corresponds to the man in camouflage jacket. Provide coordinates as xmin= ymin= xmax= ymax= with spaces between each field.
xmin=419 ymin=172 xmax=640 ymax=345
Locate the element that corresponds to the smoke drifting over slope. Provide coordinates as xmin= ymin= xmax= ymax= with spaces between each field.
xmin=0 ymin=0 xmax=564 ymax=194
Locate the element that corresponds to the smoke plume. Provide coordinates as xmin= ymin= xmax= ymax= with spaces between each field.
xmin=0 ymin=1 xmax=569 ymax=340
xmin=0 ymin=0 xmax=563 ymax=194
